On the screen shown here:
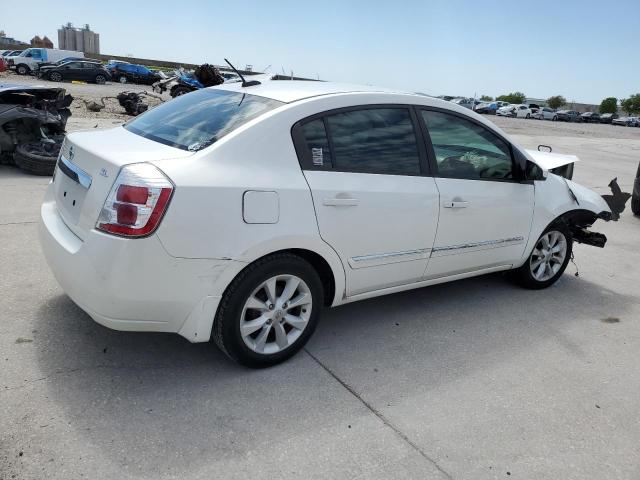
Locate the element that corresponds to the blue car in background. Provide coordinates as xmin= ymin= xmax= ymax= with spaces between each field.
xmin=106 ymin=61 xmax=162 ymax=85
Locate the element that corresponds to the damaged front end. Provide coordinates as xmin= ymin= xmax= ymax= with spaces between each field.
xmin=558 ymin=210 xmax=609 ymax=248
xmin=553 ymin=178 xmax=631 ymax=250
xmin=0 ymin=83 xmax=72 ymax=175
xmin=526 ymin=147 xmax=631 ymax=250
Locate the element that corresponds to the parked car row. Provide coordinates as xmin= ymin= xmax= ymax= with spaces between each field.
xmin=468 ymin=99 xmax=634 ymax=126
xmin=1 ymin=47 xmax=167 ymax=86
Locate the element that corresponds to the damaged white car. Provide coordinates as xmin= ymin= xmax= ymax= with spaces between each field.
xmin=40 ymin=79 xmax=621 ymax=367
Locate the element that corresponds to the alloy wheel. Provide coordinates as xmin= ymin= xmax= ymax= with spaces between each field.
xmin=530 ymin=231 xmax=567 ymax=281
xmin=240 ymin=274 xmax=312 ymax=355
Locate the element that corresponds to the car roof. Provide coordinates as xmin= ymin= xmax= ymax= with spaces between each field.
xmin=211 ymin=77 xmax=412 ymax=103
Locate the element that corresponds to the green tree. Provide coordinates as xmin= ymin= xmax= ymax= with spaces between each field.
xmin=546 ymin=95 xmax=566 ymax=110
xmin=496 ymin=92 xmax=526 ymax=104
xmin=599 ymin=97 xmax=618 ymax=114
xmin=479 ymin=95 xmax=493 ymax=101
xmin=620 ymin=95 xmax=640 ymax=115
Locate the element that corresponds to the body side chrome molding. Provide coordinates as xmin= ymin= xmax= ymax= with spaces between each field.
xmin=348 ymin=248 xmax=431 ymax=269
xmin=431 ymin=236 xmax=524 ymax=257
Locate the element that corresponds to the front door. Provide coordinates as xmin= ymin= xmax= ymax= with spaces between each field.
xmin=293 ymin=106 xmax=439 ymax=296
xmin=419 ymin=109 xmax=534 ymax=278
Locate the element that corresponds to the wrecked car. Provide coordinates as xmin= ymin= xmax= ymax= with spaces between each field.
xmin=0 ymin=83 xmax=71 ymax=175
xmin=152 ymin=63 xmax=225 ymax=97
xmin=40 ymin=79 xmax=621 ymax=368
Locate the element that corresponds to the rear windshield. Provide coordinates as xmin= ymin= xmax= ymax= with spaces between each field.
xmin=124 ymin=88 xmax=283 ymax=151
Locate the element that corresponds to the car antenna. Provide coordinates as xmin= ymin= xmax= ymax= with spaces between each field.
xmin=224 ymin=58 xmax=260 ymax=87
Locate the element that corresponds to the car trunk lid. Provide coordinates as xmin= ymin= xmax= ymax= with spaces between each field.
xmin=53 ymin=126 xmax=193 ymax=240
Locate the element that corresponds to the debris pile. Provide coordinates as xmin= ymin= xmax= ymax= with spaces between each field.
xmin=0 ymin=85 xmax=72 ymax=175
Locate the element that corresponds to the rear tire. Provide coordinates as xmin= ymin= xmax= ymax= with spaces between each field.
xmin=512 ymin=226 xmax=573 ymax=289
xmin=212 ymin=253 xmax=324 ymax=368
xmin=119 ymin=76 xmax=127 ymax=84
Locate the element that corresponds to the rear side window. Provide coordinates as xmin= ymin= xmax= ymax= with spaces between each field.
xmin=125 ymin=89 xmax=283 ymax=151
xmin=299 ymin=119 xmax=332 ymax=169
xmin=327 ymin=109 xmax=420 ymax=175
xmin=295 ymin=107 xmax=422 ymax=176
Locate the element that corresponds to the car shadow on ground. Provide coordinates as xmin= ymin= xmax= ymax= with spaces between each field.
xmin=32 ymin=272 xmax=636 ymax=473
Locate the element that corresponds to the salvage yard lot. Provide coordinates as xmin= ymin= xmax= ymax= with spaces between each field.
xmin=2 ymin=111 xmax=640 ymax=479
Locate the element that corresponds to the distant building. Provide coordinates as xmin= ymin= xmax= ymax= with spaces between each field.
xmin=0 ymin=30 xmax=28 ymax=46
xmin=57 ymin=23 xmax=100 ymax=54
xmin=30 ymin=35 xmax=54 ymax=48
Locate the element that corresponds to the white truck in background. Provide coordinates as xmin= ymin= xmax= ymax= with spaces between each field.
xmin=6 ymin=48 xmax=84 ymax=75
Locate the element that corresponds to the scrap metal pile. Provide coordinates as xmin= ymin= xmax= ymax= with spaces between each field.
xmin=152 ymin=63 xmax=226 ymax=97
xmin=83 ymin=91 xmax=163 ymax=116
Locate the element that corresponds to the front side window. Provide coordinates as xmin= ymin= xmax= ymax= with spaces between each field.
xmin=326 ymin=108 xmax=421 ymax=175
xmin=421 ymin=110 xmax=513 ymax=180
xmin=125 ymin=88 xmax=283 ymax=151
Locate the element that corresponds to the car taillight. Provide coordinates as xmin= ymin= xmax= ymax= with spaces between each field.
xmin=96 ymin=163 xmax=173 ymax=238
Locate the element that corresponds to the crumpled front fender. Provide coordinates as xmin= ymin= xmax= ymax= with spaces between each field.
xmin=518 ymin=174 xmax=612 ymax=265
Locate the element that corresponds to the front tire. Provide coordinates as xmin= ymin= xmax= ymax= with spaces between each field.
xmin=213 ymin=253 xmax=324 ymax=368
xmin=16 ymin=64 xmax=29 ymax=75
xmin=95 ymin=74 xmax=106 ymax=84
xmin=49 ymin=72 xmax=62 ymax=82
xmin=513 ymin=227 xmax=572 ymax=289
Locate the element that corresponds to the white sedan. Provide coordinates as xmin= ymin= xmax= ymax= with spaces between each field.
xmin=40 ymin=78 xmax=614 ymax=367
xmin=532 ymin=107 xmax=558 ymax=121
xmin=497 ymin=104 xmax=532 ymax=118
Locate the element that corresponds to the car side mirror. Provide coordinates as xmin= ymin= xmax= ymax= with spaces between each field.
xmin=526 ymin=160 xmax=547 ymax=181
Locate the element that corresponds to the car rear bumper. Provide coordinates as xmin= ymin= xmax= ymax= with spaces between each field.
xmin=39 ymin=184 xmax=242 ymax=342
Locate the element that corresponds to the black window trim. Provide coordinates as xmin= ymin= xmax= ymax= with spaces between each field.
xmin=415 ymin=106 xmax=527 ymax=183
xmin=291 ymin=104 xmax=431 ymax=177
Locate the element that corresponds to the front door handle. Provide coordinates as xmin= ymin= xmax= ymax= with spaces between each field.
xmin=323 ymin=197 xmax=360 ymax=207
xmin=443 ymin=201 xmax=469 ymax=209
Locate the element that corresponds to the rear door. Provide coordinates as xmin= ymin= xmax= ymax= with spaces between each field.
xmin=418 ymin=108 xmax=534 ymax=278
xmin=293 ymin=106 xmax=440 ymax=296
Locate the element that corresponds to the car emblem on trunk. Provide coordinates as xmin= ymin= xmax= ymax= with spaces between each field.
xmin=99 ymin=168 xmax=108 ymax=178
xmin=68 ymin=146 xmax=74 ymax=160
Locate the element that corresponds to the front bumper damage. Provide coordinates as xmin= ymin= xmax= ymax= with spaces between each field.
xmin=560 ymin=178 xmax=631 ymax=249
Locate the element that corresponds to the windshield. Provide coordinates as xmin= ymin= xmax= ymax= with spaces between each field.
xmin=124 ymin=88 xmax=283 ymax=151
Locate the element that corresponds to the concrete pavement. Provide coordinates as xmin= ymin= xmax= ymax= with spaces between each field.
xmin=2 ymin=118 xmax=640 ymax=479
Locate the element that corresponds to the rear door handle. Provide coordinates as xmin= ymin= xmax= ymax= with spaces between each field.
xmin=443 ymin=201 xmax=468 ymax=209
xmin=323 ymin=197 xmax=360 ymax=207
